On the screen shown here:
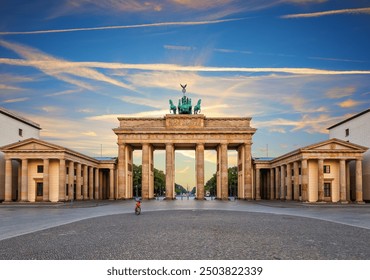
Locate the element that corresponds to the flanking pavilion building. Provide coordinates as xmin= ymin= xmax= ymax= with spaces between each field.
xmin=253 ymin=138 xmax=368 ymax=203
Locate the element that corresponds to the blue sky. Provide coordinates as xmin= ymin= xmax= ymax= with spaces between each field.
xmin=1 ymin=0 xmax=370 ymax=187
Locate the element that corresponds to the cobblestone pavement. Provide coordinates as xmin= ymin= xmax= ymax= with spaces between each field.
xmin=0 ymin=200 xmax=369 ymax=259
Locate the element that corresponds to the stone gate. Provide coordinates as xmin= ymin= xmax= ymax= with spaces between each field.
xmin=113 ymin=114 xmax=256 ymax=200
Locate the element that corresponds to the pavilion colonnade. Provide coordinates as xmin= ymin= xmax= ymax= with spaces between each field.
xmin=2 ymin=139 xmax=116 ymax=202
xmin=254 ymin=140 xmax=367 ymax=203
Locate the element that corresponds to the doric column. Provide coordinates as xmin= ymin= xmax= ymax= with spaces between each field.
xmin=76 ymin=163 xmax=82 ymax=200
xmin=109 ymin=168 xmax=114 ymax=200
xmin=165 ymin=143 xmax=175 ymax=199
xmin=280 ymin=164 xmax=285 ymax=200
xmin=99 ymin=170 xmax=103 ymax=199
xmin=255 ymin=167 xmax=261 ymax=200
xmin=196 ymin=143 xmax=205 ymax=200
xmin=43 ymin=159 xmax=49 ymax=202
xmin=94 ymin=168 xmax=99 ymax=200
xmin=83 ymin=165 xmax=88 ymax=200
xmin=340 ymin=159 xmax=347 ymax=203
xmin=275 ymin=167 xmax=280 ymax=199
xmin=149 ymin=145 xmax=154 ymax=199
xmin=269 ymin=168 xmax=274 ymax=200
xmin=4 ymin=159 xmax=12 ymax=202
xmin=237 ymin=146 xmax=244 ymax=199
xmin=68 ymin=161 xmax=74 ymax=200
xmin=142 ymin=143 xmax=150 ymax=199
xmin=59 ymin=159 xmax=66 ymax=201
xmin=216 ymin=146 xmax=221 ymax=199
xmin=244 ymin=143 xmax=252 ymax=199
xmin=21 ymin=159 xmax=28 ymax=202
xmin=127 ymin=147 xmax=133 ymax=199
xmin=89 ymin=166 xmax=94 ymax=199
xmin=301 ymin=159 xmax=308 ymax=202
xmin=220 ymin=143 xmax=228 ymax=200
xmin=293 ymin=161 xmax=299 ymax=201
xmin=117 ymin=143 xmax=126 ymax=199
xmin=355 ymin=159 xmax=363 ymax=203
xmin=346 ymin=163 xmax=351 ymax=201
xmin=318 ymin=159 xmax=324 ymax=202
xmin=286 ymin=163 xmax=292 ymax=200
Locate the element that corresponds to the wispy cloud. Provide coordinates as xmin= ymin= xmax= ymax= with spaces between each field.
xmin=0 ymin=18 xmax=245 ymax=35
xmin=82 ymin=131 xmax=97 ymax=137
xmin=0 ymin=40 xmax=134 ymax=91
xmin=337 ymin=99 xmax=362 ymax=108
xmin=2 ymin=57 xmax=370 ymax=76
xmin=282 ymin=7 xmax=370 ymax=18
xmin=40 ymin=106 xmax=63 ymax=113
xmin=176 ymin=166 xmax=190 ymax=174
xmin=326 ymin=86 xmax=356 ymax=99
xmin=255 ymin=114 xmax=346 ymax=134
xmin=214 ymin=48 xmax=252 ymax=54
xmin=0 ymin=84 xmax=23 ymax=90
xmin=309 ymin=56 xmax=366 ymax=63
xmin=164 ymin=45 xmax=195 ymax=51
xmin=45 ymin=88 xmax=83 ymax=97
xmin=2 ymin=97 xmax=29 ymax=103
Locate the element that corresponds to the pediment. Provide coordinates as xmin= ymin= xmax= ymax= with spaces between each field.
xmin=302 ymin=138 xmax=368 ymax=152
xmin=1 ymin=138 xmax=65 ymax=152
xmin=312 ymin=143 xmax=352 ymax=150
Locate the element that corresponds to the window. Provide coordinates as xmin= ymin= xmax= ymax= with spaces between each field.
xmin=345 ymin=128 xmax=349 ymax=137
xmin=19 ymin=128 xmax=23 ymax=137
xmin=37 ymin=165 xmax=44 ymax=173
xmin=324 ymin=165 xmax=330 ymax=174
xmin=324 ymin=183 xmax=331 ymax=197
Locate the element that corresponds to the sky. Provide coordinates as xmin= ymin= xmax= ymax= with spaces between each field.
xmin=1 ymin=0 xmax=370 ymax=187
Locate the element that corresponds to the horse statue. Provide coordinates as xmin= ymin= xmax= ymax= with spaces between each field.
xmin=194 ymin=99 xmax=201 ymax=114
xmin=169 ymin=99 xmax=177 ymax=114
xmin=178 ymin=95 xmax=192 ymax=114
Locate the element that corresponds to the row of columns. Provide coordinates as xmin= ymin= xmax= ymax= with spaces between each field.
xmin=117 ymin=142 xmax=253 ymax=200
xmin=255 ymin=158 xmax=363 ymax=203
xmin=4 ymin=158 xmax=114 ymax=202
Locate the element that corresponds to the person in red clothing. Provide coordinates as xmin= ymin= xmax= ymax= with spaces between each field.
xmin=135 ymin=200 xmax=141 ymax=215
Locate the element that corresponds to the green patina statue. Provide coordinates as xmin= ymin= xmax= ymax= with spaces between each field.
xmin=169 ymin=84 xmax=201 ymax=115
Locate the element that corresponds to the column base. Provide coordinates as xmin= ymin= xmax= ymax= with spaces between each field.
xmin=356 ymin=201 xmax=365 ymax=204
xmin=340 ymin=200 xmax=349 ymax=204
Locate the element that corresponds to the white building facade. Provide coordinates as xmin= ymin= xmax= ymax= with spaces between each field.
xmin=0 ymin=107 xmax=41 ymax=201
xmin=328 ymin=109 xmax=370 ymax=201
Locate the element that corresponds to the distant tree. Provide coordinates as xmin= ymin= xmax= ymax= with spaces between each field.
xmin=205 ymin=174 xmax=216 ymax=196
xmin=204 ymin=166 xmax=238 ymax=196
xmin=228 ymin=166 xmax=238 ymax=197
xmin=133 ymin=164 xmax=142 ymax=197
xmin=154 ymin=168 xmax=165 ymax=196
xmin=175 ymin=183 xmax=187 ymax=195
xmin=132 ymin=164 xmax=167 ymax=197
xmin=191 ymin=187 xmax=196 ymax=194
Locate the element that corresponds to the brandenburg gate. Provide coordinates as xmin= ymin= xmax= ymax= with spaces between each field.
xmin=113 ymin=86 xmax=256 ymax=200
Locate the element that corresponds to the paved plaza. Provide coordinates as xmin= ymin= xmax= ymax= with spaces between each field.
xmin=0 ymin=200 xmax=369 ymax=259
